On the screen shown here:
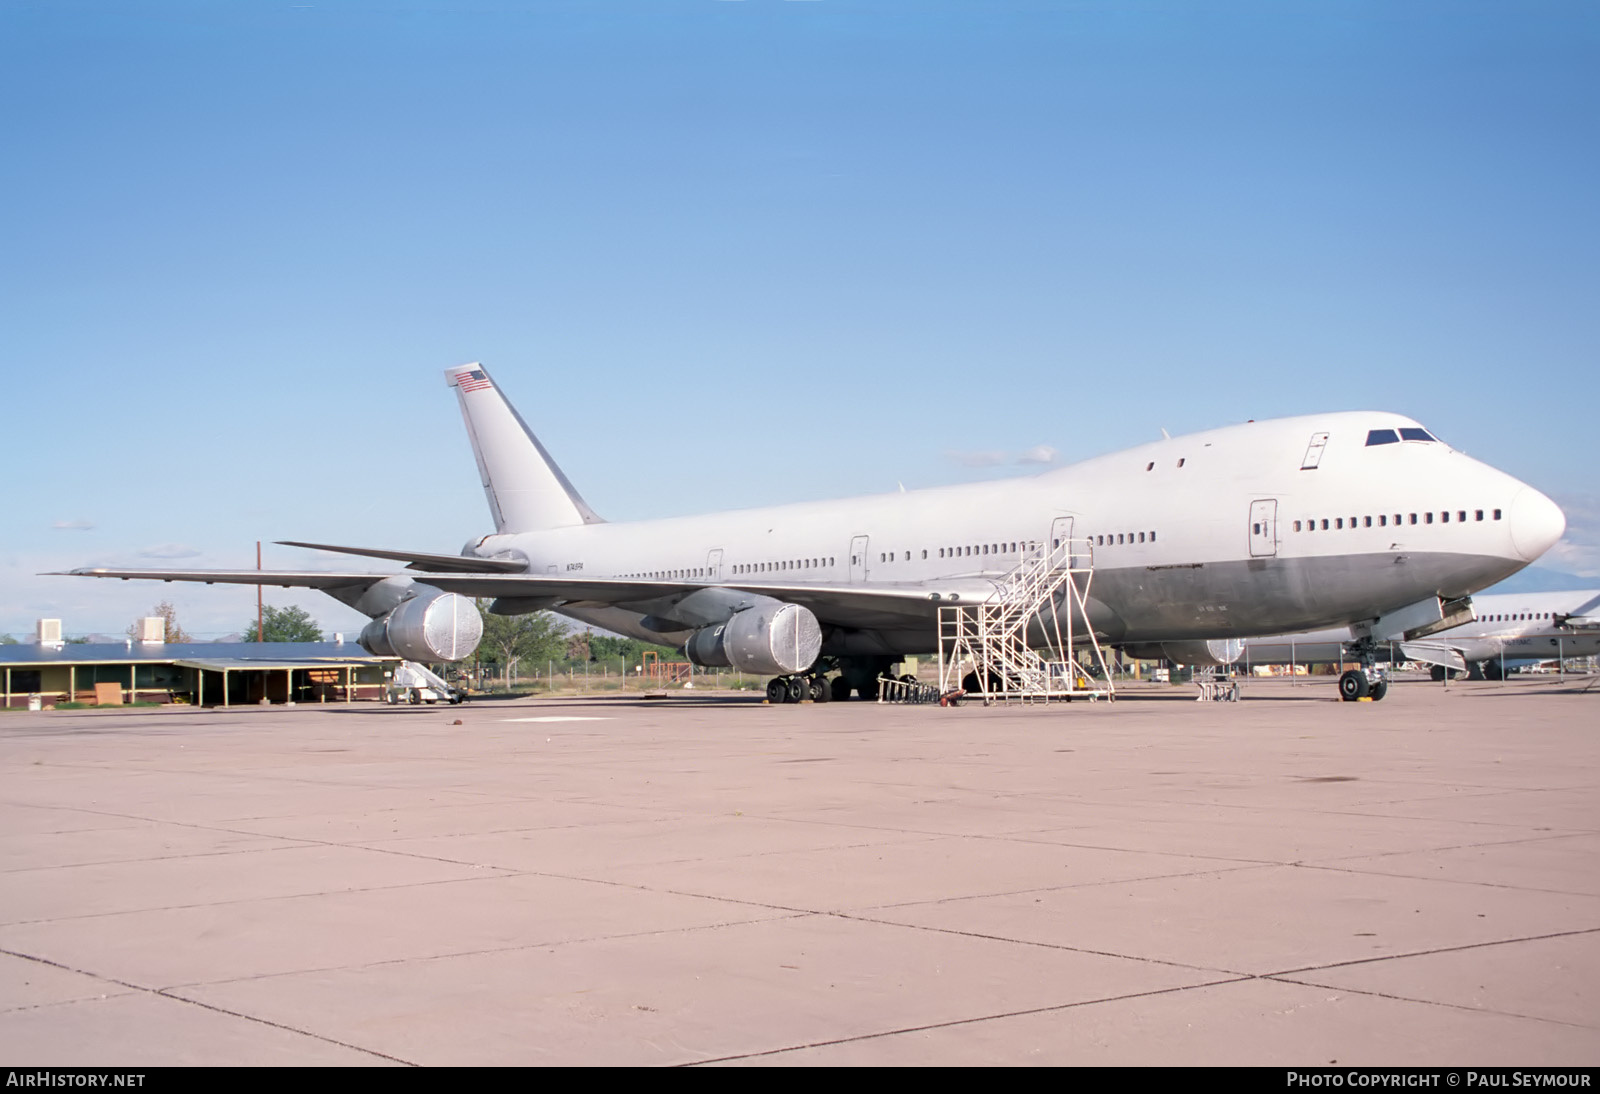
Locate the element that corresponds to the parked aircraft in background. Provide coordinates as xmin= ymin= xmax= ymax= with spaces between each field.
xmin=1235 ymin=589 xmax=1600 ymax=684
xmin=62 ymin=363 xmax=1566 ymax=703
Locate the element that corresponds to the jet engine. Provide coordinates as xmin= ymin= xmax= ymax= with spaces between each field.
xmin=684 ymin=602 xmax=821 ymax=676
xmin=1120 ymin=638 xmax=1244 ymax=667
xmin=358 ymin=589 xmax=483 ymax=662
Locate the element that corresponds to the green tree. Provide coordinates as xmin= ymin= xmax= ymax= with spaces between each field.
xmin=475 ymin=600 xmax=567 ymax=688
xmin=587 ymin=633 xmax=678 ymax=666
xmin=0 ymin=634 xmax=16 ymax=645
xmin=241 ymin=604 xmax=324 ymax=643
xmin=127 ymin=600 xmax=193 ymax=644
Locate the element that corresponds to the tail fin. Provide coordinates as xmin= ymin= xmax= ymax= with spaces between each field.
xmin=446 ymin=364 xmax=604 ymax=532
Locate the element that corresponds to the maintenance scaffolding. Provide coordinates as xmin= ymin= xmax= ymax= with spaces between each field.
xmin=936 ymin=538 xmax=1115 ymax=705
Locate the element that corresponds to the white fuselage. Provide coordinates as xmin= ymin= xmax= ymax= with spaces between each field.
xmin=1240 ymin=589 xmax=1600 ymax=668
xmin=467 ymin=411 xmax=1565 ymax=657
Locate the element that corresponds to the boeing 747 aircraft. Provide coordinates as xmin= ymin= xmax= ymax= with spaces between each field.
xmin=1234 ymin=588 xmax=1600 ymax=688
xmin=62 ymin=363 xmax=1566 ymax=703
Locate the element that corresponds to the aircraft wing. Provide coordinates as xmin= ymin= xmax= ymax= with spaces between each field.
xmin=1398 ymin=641 xmax=1467 ymax=673
xmin=275 ymin=540 xmax=530 ymax=574
xmin=1557 ymin=592 xmax=1600 ymax=630
xmin=60 ymin=567 xmax=983 ymax=630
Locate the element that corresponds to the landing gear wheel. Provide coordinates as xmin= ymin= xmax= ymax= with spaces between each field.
xmin=809 ymin=676 xmax=829 ymax=703
xmin=784 ymin=676 xmax=807 ymax=704
xmin=766 ymin=678 xmax=788 ymax=704
xmin=1368 ymin=678 xmax=1388 ymax=702
xmin=1339 ymin=670 xmax=1370 ymax=702
xmin=830 ymin=675 xmax=853 ymax=702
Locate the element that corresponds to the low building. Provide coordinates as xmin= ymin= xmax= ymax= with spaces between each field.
xmin=1 ymin=638 xmax=396 ymax=709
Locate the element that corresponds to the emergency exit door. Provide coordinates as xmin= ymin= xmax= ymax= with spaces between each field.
xmin=1249 ymin=499 xmax=1278 ymax=558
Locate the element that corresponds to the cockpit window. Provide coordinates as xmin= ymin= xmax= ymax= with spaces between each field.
xmin=1365 ymin=429 xmax=1399 ymax=446
xmin=1399 ymin=427 xmax=1437 ymax=442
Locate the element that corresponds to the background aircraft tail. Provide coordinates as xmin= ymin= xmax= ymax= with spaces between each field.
xmin=445 ymin=364 xmax=605 ymax=533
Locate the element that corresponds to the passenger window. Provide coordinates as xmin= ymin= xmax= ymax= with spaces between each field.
xmin=1426 ymin=513 xmax=1434 ymax=524
xmin=1458 ymin=511 xmax=1466 ymax=523
xmin=1441 ymin=512 xmax=1449 ymax=523
xmin=1476 ymin=510 xmax=1484 ymax=521
xmin=1336 ymin=518 xmax=1343 ymax=529
xmin=1494 ymin=509 xmax=1502 ymax=520
xmin=1364 ymin=516 xmax=1372 ymax=527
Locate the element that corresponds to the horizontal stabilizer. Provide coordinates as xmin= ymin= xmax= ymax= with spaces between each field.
xmin=276 ymin=541 xmax=528 ymax=574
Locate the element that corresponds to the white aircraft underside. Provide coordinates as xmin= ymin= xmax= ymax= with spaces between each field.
xmin=62 ymin=364 xmax=1567 ymax=675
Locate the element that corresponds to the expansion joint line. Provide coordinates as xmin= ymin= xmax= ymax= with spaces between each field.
xmin=0 ymin=946 xmax=418 ymax=1066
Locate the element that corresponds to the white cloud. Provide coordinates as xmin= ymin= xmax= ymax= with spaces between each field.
xmin=51 ymin=519 xmax=94 ymax=531
xmin=1016 ymin=445 xmax=1059 ymax=466
xmin=1537 ymin=492 xmax=1600 ymax=577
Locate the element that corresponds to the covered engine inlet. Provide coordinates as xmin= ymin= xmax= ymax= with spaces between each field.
xmin=359 ymin=590 xmax=484 ymax=662
xmin=684 ymin=602 xmax=822 ymax=676
xmin=1120 ymin=638 xmax=1245 ymax=667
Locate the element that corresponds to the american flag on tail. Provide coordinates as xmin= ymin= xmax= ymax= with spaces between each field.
xmin=453 ymin=368 xmax=492 ymax=392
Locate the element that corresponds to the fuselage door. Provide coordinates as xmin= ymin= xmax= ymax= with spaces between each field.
xmin=1249 ymin=499 xmax=1278 ymax=558
xmin=706 ymin=548 xmax=723 ymax=582
xmin=1049 ymin=516 xmax=1077 ymax=568
xmin=1300 ymin=432 xmax=1330 ymax=470
xmin=849 ymin=535 xmax=870 ymax=584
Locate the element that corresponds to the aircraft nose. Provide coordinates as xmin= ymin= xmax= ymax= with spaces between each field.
xmin=1508 ymin=486 xmax=1566 ymax=562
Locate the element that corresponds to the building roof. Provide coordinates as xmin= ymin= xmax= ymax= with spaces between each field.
xmin=0 ymin=641 xmax=393 ymax=669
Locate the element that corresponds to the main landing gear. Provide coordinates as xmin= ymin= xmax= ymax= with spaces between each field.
xmin=765 ymin=673 xmax=831 ymax=704
xmin=765 ymin=656 xmax=898 ymax=703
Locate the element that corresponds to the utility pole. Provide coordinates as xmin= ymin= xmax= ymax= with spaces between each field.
xmin=257 ymin=541 xmax=264 ymax=643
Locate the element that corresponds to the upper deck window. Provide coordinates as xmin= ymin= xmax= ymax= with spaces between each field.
xmin=1366 ymin=429 xmax=1400 ymax=446
xmin=1399 ymin=427 xmax=1438 ymax=442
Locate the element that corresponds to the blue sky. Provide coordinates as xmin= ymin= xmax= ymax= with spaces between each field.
xmin=3 ymin=1 xmax=1597 ymax=638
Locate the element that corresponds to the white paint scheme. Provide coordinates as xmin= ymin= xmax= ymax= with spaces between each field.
xmin=64 ymin=363 xmax=1567 ymax=668
xmin=1237 ymin=590 xmax=1600 ymax=674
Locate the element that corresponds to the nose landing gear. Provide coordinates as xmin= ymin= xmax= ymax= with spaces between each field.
xmin=1338 ymin=643 xmax=1389 ymax=702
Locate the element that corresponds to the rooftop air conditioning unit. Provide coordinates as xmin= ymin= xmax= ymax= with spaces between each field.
xmin=37 ymin=618 xmax=63 ymax=646
xmin=138 ymin=617 xmax=165 ymax=643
